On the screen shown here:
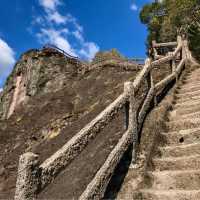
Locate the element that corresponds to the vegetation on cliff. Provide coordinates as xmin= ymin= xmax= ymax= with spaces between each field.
xmin=140 ymin=0 xmax=200 ymax=60
xmin=92 ymin=49 xmax=125 ymax=63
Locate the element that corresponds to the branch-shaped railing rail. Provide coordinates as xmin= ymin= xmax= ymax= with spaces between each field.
xmin=14 ymin=35 xmax=190 ymax=200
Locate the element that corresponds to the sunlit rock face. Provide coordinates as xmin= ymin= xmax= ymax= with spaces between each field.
xmin=0 ymin=48 xmax=85 ymax=120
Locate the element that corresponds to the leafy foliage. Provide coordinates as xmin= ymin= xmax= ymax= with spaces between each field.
xmin=92 ymin=49 xmax=125 ymax=62
xmin=140 ymin=0 xmax=200 ymax=60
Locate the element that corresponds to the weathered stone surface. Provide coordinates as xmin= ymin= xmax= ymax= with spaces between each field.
xmin=0 ymin=49 xmax=86 ymax=120
xmin=39 ymin=92 xmax=128 ymax=189
xmin=79 ymin=129 xmax=133 ymax=200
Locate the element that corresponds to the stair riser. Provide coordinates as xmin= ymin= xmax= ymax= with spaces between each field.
xmin=176 ymin=90 xmax=200 ymax=98
xmin=176 ymin=96 xmax=200 ymax=104
xmin=179 ymin=86 xmax=200 ymax=93
xmin=161 ymin=132 xmax=200 ymax=146
xmin=153 ymin=158 xmax=200 ymax=171
xmin=187 ymin=75 xmax=200 ymax=80
xmin=133 ymin=192 xmax=200 ymax=200
xmin=167 ymin=120 xmax=200 ymax=131
xmin=170 ymin=106 xmax=200 ymax=116
xmin=158 ymin=145 xmax=200 ymax=157
xmin=174 ymin=101 xmax=200 ymax=109
xmin=186 ymin=73 xmax=200 ymax=79
xmin=147 ymin=172 xmax=200 ymax=190
xmin=169 ymin=112 xmax=200 ymax=121
xmin=181 ymin=82 xmax=200 ymax=88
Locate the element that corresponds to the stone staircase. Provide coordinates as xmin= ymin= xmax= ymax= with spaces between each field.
xmin=134 ymin=67 xmax=200 ymax=200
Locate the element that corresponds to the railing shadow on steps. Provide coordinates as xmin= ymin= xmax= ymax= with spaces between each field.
xmin=14 ymin=35 xmax=190 ymax=200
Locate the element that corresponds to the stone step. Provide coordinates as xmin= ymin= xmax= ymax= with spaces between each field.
xmin=133 ymin=190 xmax=200 ymax=200
xmin=166 ymin=118 xmax=200 ymax=131
xmin=183 ymin=79 xmax=200 ymax=85
xmin=170 ymin=105 xmax=200 ymax=116
xmin=176 ymin=94 xmax=200 ymax=104
xmin=176 ymin=89 xmax=200 ymax=98
xmin=158 ymin=143 xmax=200 ymax=157
xmin=180 ymin=81 xmax=200 ymax=88
xmin=187 ymin=74 xmax=200 ymax=80
xmin=185 ymin=75 xmax=200 ymax=80
xmin=152 ymin=155 xmax=200 ymax=171
xmin=179 ymin=85 xmax=200 ymax=93
xmin=174 ymin=99 xmax=200 ymax=109
xmin=169 ymin=110 xmax=200 ymax=120
xmin=181 ymin=78 xmax=200 ymax=84
xmin=146 ymin=170 xmax=200 ymax=190
xmin=187 ymin=71 xmax=200 ymax=78
xmin=160 ymin=128 xmax=200 ymax=146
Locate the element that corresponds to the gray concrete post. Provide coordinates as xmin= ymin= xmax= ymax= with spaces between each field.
xmin=15 ymin=152 xmax=40 ymax=200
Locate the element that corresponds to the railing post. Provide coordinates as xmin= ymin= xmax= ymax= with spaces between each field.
xmin=124 ymin=82 xmax=138 ymax=165
xmin=152 ymin=40 xmax=158 ymax=60
xmin=145 ymin=58 xmax=157 ymax=107
xmin=146 ymin=71 xmax=154 ymax=90
xmin=169 ymin=52 xmax=178 ymax=82
xmin=15 ymin=152 xmax=40 ymax=200
xmin=177 ymin=35 xmax=183 ymax=60
xmin=124 ymin=101 xmax=129 ymax=130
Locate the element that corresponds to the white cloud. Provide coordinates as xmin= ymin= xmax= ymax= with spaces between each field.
xmin=48 ymin=11 xmax=67 ymax=24
xmin=72 ymin=30 xmax=84 ymax=42
xmin=39 ymin=0 xmax=61 ymax=11
xmin=79 ymin=42 xmax=99 ymax=60
xmin=0 ymin=38 xmax=15 ymax=85
xmin=37 ymin=28 xmax=77 ymax=56
xmin=32 ymin=0 xmax=99 ymax=60
xmin=0 ymin=88 xmax=3 ymax=93
xmin=130 ymin=3 xmax=138 ymax=11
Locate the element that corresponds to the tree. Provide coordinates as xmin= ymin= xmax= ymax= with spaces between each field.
xmin=140 ymin=0 xmax=200 ymax=60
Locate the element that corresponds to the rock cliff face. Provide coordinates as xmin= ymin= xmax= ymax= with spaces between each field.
xmin=0 ymin=47 xmax=141 ymax=199
xmin=0 ymin=48 xmax=86 ymax=120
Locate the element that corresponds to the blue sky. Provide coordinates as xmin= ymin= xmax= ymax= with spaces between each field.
xmin=0 ymin=0 xmax=151 ymax=89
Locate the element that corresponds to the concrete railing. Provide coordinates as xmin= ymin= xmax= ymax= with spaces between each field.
xmin=15 ymin=35 xmax=190 ymax=200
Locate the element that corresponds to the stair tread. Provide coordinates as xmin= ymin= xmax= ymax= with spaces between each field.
xmin=176 ymin=89 xmax=200 ymax=96
xmin=179 ymin=86 xmax=200 ymax=93
xmin=160 ymin=142 xmax=200 ymax=150
xmin=134 ymin=189 xmax=200 ymax=200
xmin=170 ymin=106 xmax=200 ymax=116
xmin=170 ymin=110 xmax=200 ymax=119
xmin=140 ymin=189 xmax=200 ymax=194
xmin=161 ymin=127 xmax=200 ymax=135
xmin=175 ymin=99 xmax=200 ymax=107
xmin=148 ymin=169 xmax=200 ymax=175
xmin=181 ymin=83 xmax=200 ymax=88
xmin=176 ymin=96 xmax=200 ymax=104
xmin=153 ymin=154 xmax=200 ymax=161
xmin=168 ymin=117 xmax=200 ymax=123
